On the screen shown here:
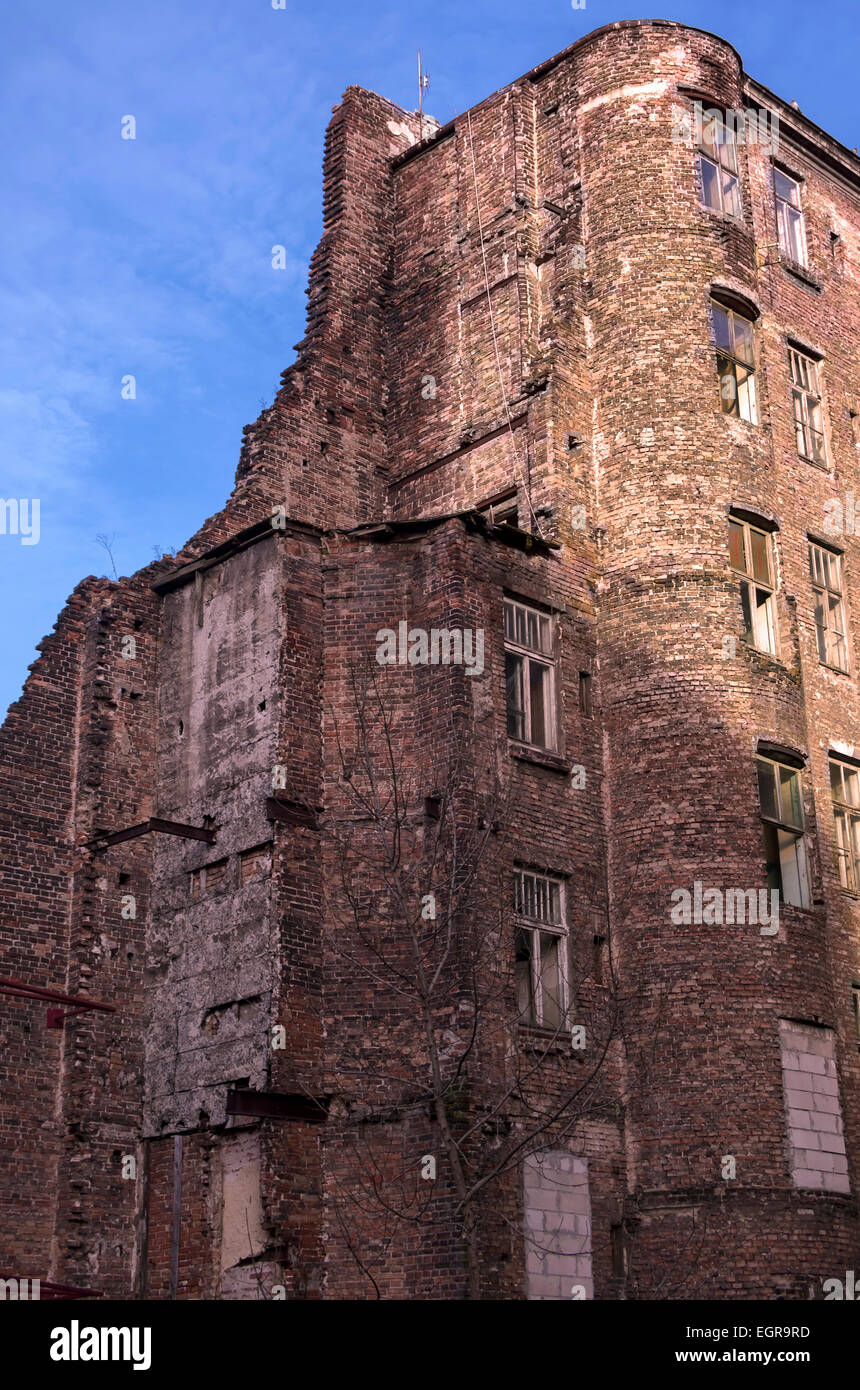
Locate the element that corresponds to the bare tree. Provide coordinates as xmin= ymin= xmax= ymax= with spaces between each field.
xmin=95 ymin=532 xmax=119 ymax=580
xmin=320 ymin=658 xmax=630 ymax=1299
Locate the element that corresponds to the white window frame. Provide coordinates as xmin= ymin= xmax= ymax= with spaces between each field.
xmin=774 ymin=168 xmax=808 ymax=268
xmin=790 ymin=349 xmax=826 ymax=464
xmin=729 ymin=516 xmax=778 ymax=655
xmin=711 ymin=302 xmax=758 ymax=424
xmin=809 ymin=543 xmax=848 ymax=671
xmin=756 ymin=756 xmax=811 ymax=908
xmin=504 ymin=597 xmax=557 ymax=750
xmin=514 ymin=869 xmax=569 ymax=1032
xmin=697 ymin=110 xmax=741 ymax=218
xmin=829 ymin=759 xmax=860 ymax=892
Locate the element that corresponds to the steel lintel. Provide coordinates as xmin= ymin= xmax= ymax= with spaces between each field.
xmin=86 ymin=817 xmax=217 ymax=851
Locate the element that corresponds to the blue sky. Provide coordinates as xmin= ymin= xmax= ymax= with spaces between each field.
xmin=1 ymin=0 xmax=858 ymax=718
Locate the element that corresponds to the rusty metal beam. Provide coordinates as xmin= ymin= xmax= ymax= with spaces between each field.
xmin=0 ymin=978 xmax=116 ymax=1013
xmin=86 ymin=817 xmax=217 ymax=850
xmin=265 ymin=798 xmax=319 ymax=830
xmin=0 ymin=1276 xmax=104 ymax=1300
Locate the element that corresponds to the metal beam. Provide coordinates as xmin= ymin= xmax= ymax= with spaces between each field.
xmin=86 ymin=817 xmax=217 ymax=850
xmin=0 ymin=978 xmax=116 ymax=1013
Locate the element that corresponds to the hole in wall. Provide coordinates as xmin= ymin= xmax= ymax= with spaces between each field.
xmin=178 ymin=719 xmax=184 ymax=736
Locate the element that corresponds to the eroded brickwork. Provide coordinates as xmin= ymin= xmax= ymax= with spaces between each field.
xmin=2 ymin=20 xmax=859 ymax=1299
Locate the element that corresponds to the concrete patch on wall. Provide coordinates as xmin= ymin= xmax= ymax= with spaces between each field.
xmin=778 ymin=1020 xmax=850 ymax=1194
xmin=144 ymin=539 xmax=280 ymax=1134
xmin=524 ymin=1151 xmax=593 ymax=1299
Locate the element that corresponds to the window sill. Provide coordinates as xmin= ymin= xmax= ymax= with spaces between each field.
xmin=509 ymin=743 xmax=571 ymax=774
xmin=717 ymin=407 xmax=759 ymax=430
xmin=780 ymin=258 xmax=823 ymax=292
xmin=796 ymin=452 xmax=830 ymax=473
xmin=818 ymin=661 xmax=852 ymax=678
xmin=698 ymin=203 xmax=746 ymax=231
xmin=517 ymin=1025 xmax=579 ymax=1056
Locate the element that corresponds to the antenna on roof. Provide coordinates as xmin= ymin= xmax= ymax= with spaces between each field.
xmin=418 ymin=49 xmax=430 ymax=141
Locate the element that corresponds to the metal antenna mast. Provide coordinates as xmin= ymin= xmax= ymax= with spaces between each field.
xmin=418 ymin=49 xmax=430 ymax=141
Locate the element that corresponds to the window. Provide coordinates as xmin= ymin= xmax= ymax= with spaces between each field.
xmin=190 ymin=859 xmax=228 ymax=900
xmin=578 ymin=671 xmax=593 ymax=718
xmin=514 ymin=869 xmax=568 ymax=1031
xmin=504 ymin=598 xmax=556 ymax=749
xmin=779 ymin=1020 xmax=849 ymax=1193
xmin=756 ymin=756 xmax=810 ymax=908
xmin=711 ymin=302 xmax=757 ymax=422
xmin=809 ymin=543 xmax=847 ymax=671
xmin=789 ymin=349 xmax=826 ymax=463
xmin=729 ymin=516 xmax=777 ymax=654
xmin=829 ymin=758 xmax=860 ymax=892
xmin=490 ymin=497 xmax=518 ymax=527
xmin=852 ymin=983 xmax=860 ymax=1042
xmin=697 ymin=109 xmax=741 ymax=217
xmin=774 ymin=168 xmax=807 ymax=267
xmin=240 ymin=842 xmax=272 ymax=885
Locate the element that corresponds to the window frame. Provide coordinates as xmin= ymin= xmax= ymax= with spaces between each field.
xmin=729 ymin=515 xmax=778 ymax=655
xmin=756 ymin=755 xmax=811 ymax=908
xmin=480 ymin=491 xmax=519 ymax=529
xmin=513 ymin=868 xmax=570 ymax=1033
xmin=711 ymin=300 xmax=758 ymax=424
xmin=789 ymin=348 xmax=826 ymax=465
xmin=504 ymin=597 xmax=558 ymax=751
xmin=190 ymin=858 xmax=229 ymax=900
xmin=829 ymin=758 xmax=860 ymax=893
xmin=774 ymin=167 xmax=808 ymax=269
xmin=696 ymin=108 xmax=742 ymax=219
xmin=809 ymin=541 xmax=848 ymax=672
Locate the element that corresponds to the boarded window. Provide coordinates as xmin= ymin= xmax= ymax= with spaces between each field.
xmin=190 ymin=858 xmax=229 ymax=900
xmin=523 ymin=1152 xmax=592 ymax=1299
xmin=778 ymin=1021 xmax=849 ymax=1193
xmin=240 ymin=842 xmax=273 ymax=885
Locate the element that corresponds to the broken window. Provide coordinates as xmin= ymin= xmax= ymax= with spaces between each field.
xmin=482 ymin=492 xmax=519 ymax=528
xmin=504 ymin=598 xmax=557 ymax=750
xmin=774 ymin=168 xmax=807 ymax=267
xmin=712 ymin=301 xmax=757 ymax=422
xmin=829 ymin=758 xmax=860 ymax=892
xmin=756 ymin=756 xmax=810 ymax=908
xmin=809 ymin=543 xmax=847 ymax=671
xmin=697 ymin=109 xmax=741 ymax=218
xmin=790 ymin=349 xmax=826 ymax=463
xmin=514 ymin=869 xmax=568 ymax=1031
xmin=729 ymin=515 xmax=777 ymax=654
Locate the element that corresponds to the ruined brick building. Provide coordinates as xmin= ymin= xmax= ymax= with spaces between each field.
xmin=2 ymin=19 xmax=860 ymax=1299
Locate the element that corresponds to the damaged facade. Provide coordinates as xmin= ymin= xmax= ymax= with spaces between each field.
xmin=1 ymin=18 xmax=859 ymax=1298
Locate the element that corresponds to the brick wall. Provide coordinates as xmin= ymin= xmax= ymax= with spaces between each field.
xmin=2 ymin=19 xmax=859 ymax=1300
